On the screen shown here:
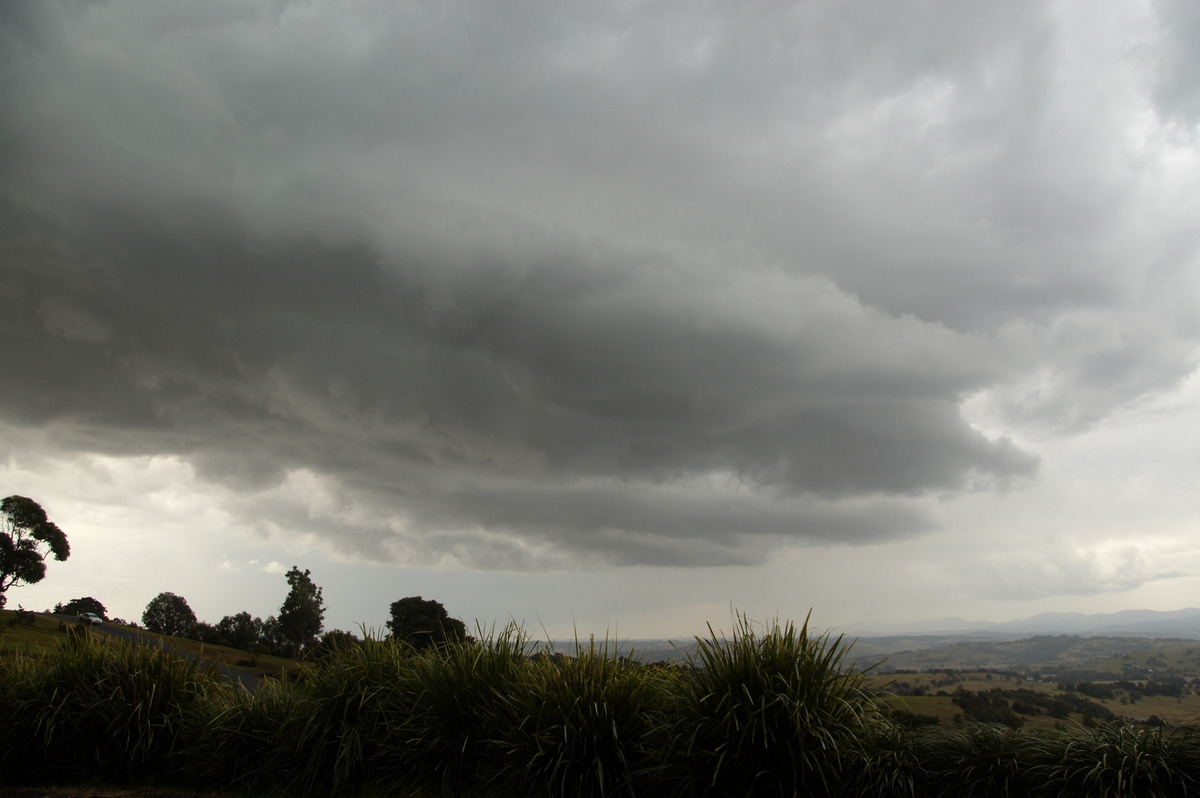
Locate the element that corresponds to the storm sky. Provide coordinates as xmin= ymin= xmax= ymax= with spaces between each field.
xmin=2 ymin=0 xmax=1199 ymax=637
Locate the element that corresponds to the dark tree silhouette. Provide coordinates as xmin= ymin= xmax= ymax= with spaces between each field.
xmin=0 ymin=496 xmax=69 ymax=608
xmin=55 ymin=596 xmax=107 ymax=619
xmin=258 ymin=615 xmax=288 ymax=657
xmin=387 ymin=596 xmax=467 ymax=650
xmin=215 ymin=611 xmax=263 ymax=650
xmin=307 ymin=629 xmax=361 ymax=660
xmin=279 ymin=566 xmax=324 ymax=658
xmin=142 ymin=591 xmax=198 ymax=637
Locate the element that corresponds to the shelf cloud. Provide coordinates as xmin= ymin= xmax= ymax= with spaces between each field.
xmin=1 ymin=0 xmax=1196 ymax=582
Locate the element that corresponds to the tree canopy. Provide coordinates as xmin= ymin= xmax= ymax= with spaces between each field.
xmin=387 ymin=596 xmax=467 ymax=650
xmin=0 ymin=495 xmax=70 ymax=608
xmin=279 ymin=566 xmax=324 ymax=658
xmin=142 ymin=591 xmax=198 ymax=637
xmin=55 ymin=596 xmax=107 ymax=619
xmin=258 ymin=615 xmax=288 ymax=657
xmin=306 ymin=629 xmax=361 ymax=661
xmin=214 ymin=611 xmax=262 ymax=651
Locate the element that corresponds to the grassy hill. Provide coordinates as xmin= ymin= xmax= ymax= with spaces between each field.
xmin=1083 ymin=640 xmax=1200 ymax=679
xmin=858 ymin=634 xmax=1200 ymax=731
xmin=858 ymin=634 xmax=1195 ymax=673
xmin=873 ymin=667 xmax=1200 ymax=729
xmin=0 ymin=610 xmax=78 ymax=655
xmin=0 ymin=610 xmax=296 ymax=681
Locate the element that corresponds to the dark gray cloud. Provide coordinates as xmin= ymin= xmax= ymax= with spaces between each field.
xmin=0 ymin=196 xmax=1018 ymax=565
xmin=1151 ymin=0 xmax=1200 ymax=123
xmin=1 ymin=0 xmax=1193 ymax=569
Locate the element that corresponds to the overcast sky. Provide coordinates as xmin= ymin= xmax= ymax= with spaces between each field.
xmin=2 ymin=0 xmax=1200 ymax=639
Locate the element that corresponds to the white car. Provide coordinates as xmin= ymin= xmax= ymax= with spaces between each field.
xmin=78 ymin=612 xmax=103 ymax=625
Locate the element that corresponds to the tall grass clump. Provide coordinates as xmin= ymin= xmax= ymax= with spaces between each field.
xmin=666 ymin=612 xmax=878 ymax=798
xmin=1029 ymin=723 xmax=1200 ymax=798
xmin=489 ymin=638 xmax=676 ymax=797
xmin=282 ymin=635 xmax=418 ymax=796
xmin=378 ymin=622 xmax=532 ymax=794
xmin=0 ymin=648 xmax=50 ymax=785
xmin=187 ymin=633 xmax=420 ymax=796
xmin=1 ymin=628 xmax=219 ymax=785
xmin=906 ymin=723 xmax=1039 ymax=798
xmin=184 ymin=674 xmax=306 ymax=793
xmin=840 ymin=718 xmax=925 ymax=798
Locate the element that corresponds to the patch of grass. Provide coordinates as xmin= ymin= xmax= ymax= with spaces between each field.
xmin=1028 ymin=723 xmax=1200 ymax=797
xmin=388 ymin=624 xmax=531 ymax=793
xmin=908 ymin=723 xmax=1040 ymax=798
xmin=127 ymin=629 xmax=297 ymax=679
xmin=1107 ymin=693 xmax=1200 ymax=727
xmin=1085 ymin=642 xmax=1200 ymax=678
xmin=489 ymin=637 xmax=676 ymax=797
xmin=184 ymin=675 xmax=306 ymax=794
xmin=667 ymin=612 xmax=879 ymax=797
xmin=883 ymin=694 xmax=962 ymax=725
xmin=0 ymin=629 xmax=222 ymax=785
xmin=282 ymin=634 xmax=424 ymax=797
xmin=0 ymin=610 xmax=76 ymax=654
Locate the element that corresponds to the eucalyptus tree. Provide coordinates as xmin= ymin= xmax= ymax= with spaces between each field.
xmin=0 ymin=495 xmax=70 ymax=609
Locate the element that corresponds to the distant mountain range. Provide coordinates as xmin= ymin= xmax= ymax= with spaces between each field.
xmin=843 ymin=607 xmax=1200 ymax=639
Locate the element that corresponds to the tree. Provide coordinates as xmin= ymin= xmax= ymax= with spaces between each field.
xmin=214 ymin=611 xmax=263 ymax=651
xmin=142 ymin=591 xmax=197 ymax=637
xmin=0 ymin=496 xmax=69 ymax=609
xmin=192 ymin=621 xmax=222 ymax=644
xmin=387 ymin=596 xmax=467 ymax=650
xmin=307 ymin=629 xmax=361 ymax=661
xmin=278 ymin=566 xmax=324 ymax=658
xmin=55 ymin=596 xmax=107 ymax=619
xmin=258 ymin=615 xmax=289 ymax=657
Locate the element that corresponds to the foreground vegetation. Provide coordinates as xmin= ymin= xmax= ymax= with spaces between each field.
xmin=4 ymin=613 xmax=1200 ymax=797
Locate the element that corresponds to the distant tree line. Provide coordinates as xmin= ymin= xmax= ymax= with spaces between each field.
xmin=1060 ymin=678 xmax=1188 ymax=702
xmin=4 ymin=493 xmax=469 ymax=661
xmin=139 ymin=567 xmax=331 ymax=658
xmin=950 ymin=686 xmax=1116 ymax=728
xmin=131 ymin=568 xmax=467 ymax=660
